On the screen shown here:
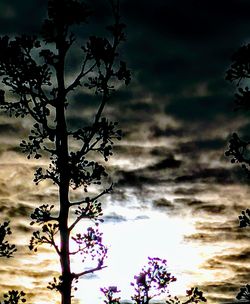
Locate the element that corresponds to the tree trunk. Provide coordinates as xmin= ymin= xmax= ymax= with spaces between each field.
xmin=56 ymin=30 xmax=72 ymax=304
xmin=57 ymin=94 xmax=72 ymax=304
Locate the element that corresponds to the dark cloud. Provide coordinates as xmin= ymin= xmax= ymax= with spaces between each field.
xmin=115 ymin=169 xmax=159 ymax=188
xmin=148 ymin=156 xmax=182 ymax=170
xmin=238 ymin=122 xmax=250 ymax=139
xmin=197 ymin=282 xmax=240 ymax=303
xmin=7 ymin=203 xmax=32 ymax=218
xmin=152 ymin=198 xmax=173 ymax=209
xmin=177 ymin=138 xmax=226 ymax=154
xmin=0 ymin=201 xmax=32 ymax=219
xmin=135 ymin=215 xmax=149 ymax=220
xmin=103 ymin=212 xmax=126 ymax=223
xmin=222 ymin=250 xmax=250 ymax=263
xmin=0 ymin=123 xmax=22 ymax=136
xmin=69 ymin=92 xmax=100 ymax=110
xmin=185 ymin=231 xmax=248 ymax=243
xmin=173 ymin=185 xmax=210 ymax=196
xmin=122 ymin=0 xmax=250 ymax=42
xmin=193 ymin=203 xmax=227 ymax=215
xmin=16 ymin=190 xmax=58 ymax=203
xmin=66 ymin=116 xmax=91 ymax=130
xmin=1 ymin=0 xmax=249 ymax=99
xmin=172 ymin=197 xmax=232 ymax=217
xmin=110 ymin=89 xmax=134 ymax=105
xmin=0 ymin=0 xmax=46 ymax=34
xmin=120 ymin=0 xmax=250 ymax=95
xmin=175 ymin=167 xmax=245 ymax=185
xmin=195 ymin=220 xmax=240 ymax=232
xmin=150 ymin=125 xmax=184 ymax=139
xmin=186 ymin=219 xmax=249 ymax=244
xmin=165 ymin=95 xmax=233 ymax=122
xmin=115 ymin=154 xmax=182 ymax=187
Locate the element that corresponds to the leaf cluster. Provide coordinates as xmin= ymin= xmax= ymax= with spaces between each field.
xmin=0 ymin=0 xmax=130 ymax=195
xmin=0 ymin=222 xmax=17 ymax=258
xmin=1 ymin=291 xmax=26 ymax=304
xmin=68 ymin=155 xmax=108 ymax=191
xmin=71 ymin=227 xmax=107 ymax=267
xmin=47 ymin=276 xmax=63 ymax=293
xmin=226 ymin=44 xmax=250 ymax=85
xmin=29 ymin=222 xmax=59 ymax=252
xmin=236 ymin=284 xmax=250 ymax=301
xmin=225 ymin=44 xmax=250 ymax=177
xmin=225 ymin=132 xmax=250 ymax=177
xmin=0 ymin=0 xmax=130 ymax=302
xmin=30 ymin=204 xmax=55 ymax=225
xmin=0 ymin=35 xmax=51 ymax=97
xmin=0 ymin=224 xmax=26 ymax=303
xmin=74 ymin=200 xmax=103 ymax=222
xmin=226 ymin=42 xmax=250 ymax=302
xmin=101 ymin=259 xmax=206 ymax=304
xmin=100 ymin=286 xmax=121 ymax=304
xmin=166 ymin=288 xmax=206 ymax=304
xmin=42 ymin=0 xmax=91 ymax=44
xmin=239 ymin=209 xmax=250 ymax=228
xmin=131 ymin=257 xmax=176 ymax=304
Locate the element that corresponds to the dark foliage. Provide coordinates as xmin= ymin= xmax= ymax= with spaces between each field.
xmin=225 ymin=133 xmax=250 ymax=177
xmin=239 ymin=209 xmax=250 ymax=228
xmin=101 ymin=258 xmax=206 ymax=304
xmin=236 ymin=284 xmax=250 ymax=302
xmin=0 ymin=222 xmax=26 ymax=304
xmin=1 ymin=291 xmax=26 ymax=304
xmin=0 ymin=0 xmax=130 ymax=303
xmin=166 ymin=287 xmax=207 ymax=304
xmin=0 ymin=222 xmax=16 ymax=258
xmin=0 ymin=1 xmax=207 ymax=304
xmin=225 ymin=44 xmax=250 ymax=179
xmin=226 ymin=43 xmax=250 ymax=302
xmin=130 ymin=257 xmax=176 ymax=304
xmin=101 ymin=286 xmax=121 ymax=304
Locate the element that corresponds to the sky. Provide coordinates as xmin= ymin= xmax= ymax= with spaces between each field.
xmin=0 ymin=0 xmax=250 ymax=303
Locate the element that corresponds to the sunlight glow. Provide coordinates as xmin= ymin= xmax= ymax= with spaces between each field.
xmin=72 ymin=206 xmax=203 ymax=304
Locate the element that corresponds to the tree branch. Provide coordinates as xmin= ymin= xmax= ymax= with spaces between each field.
xmin=51 ymin=236 xmax=60 ymax=256
xmin=70 ymin=187 xmax=111 ymax=207
xmin=66 ymin=59 xmax=96 ymax=94
xmin=72 ymin=265 xmax=107 ymax=279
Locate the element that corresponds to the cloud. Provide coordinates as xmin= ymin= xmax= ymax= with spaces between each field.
xmin=219 ymin=248 xmax=250 ymax=263
xmin=165 ymin=95 xmax=233 ymax=123
xmin=120 ymin=0 xmax=250 ymax=97
xmin=148 ymin=156 xmax=182 ymax=170
xmin=175 ymin=167 xmax=245 ymax=184
xmin=197 ymin=282 xmax=240 ymax=303
xmin=150 ymin=125 xmax=184 ymax=138
xmin=176 ymin=138 xmax=226 ymax=154
xmin=152 ymin=198 xmax=173 ymax=208
xmin=0 ymin=0 xmax=46 ymax=35
xmin=114 ymin=153 xmax=182 ymax=187
xmin=103 ymin=212 xmax=127 ymax=223
xmin=115 ymin=169 xmax=159 ymax=187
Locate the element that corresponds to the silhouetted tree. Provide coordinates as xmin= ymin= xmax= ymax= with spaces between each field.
xmin=101 ymin=257 xmax=206 ymax=304
xmin=236 ymin=284 xmax=250 ymax=302
xmin=225 ymin=44 xmax=250 ymax=300
xmin=130 ymin=257 xmax=176 ymax=304
xmin=225 ymin=45 xmax=250 ymax=179
xmin=0 ymin=222 xmax=26 ymax=304
xmin=0 ymin=1 xmax=207 ymax=304
xmin=0 ymin=221 xmax=16 ymax=258
xmin=0 ymin=0 xmax=130 ymax=303
xmin=225 ymin=44 xmax=250 ymax=228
